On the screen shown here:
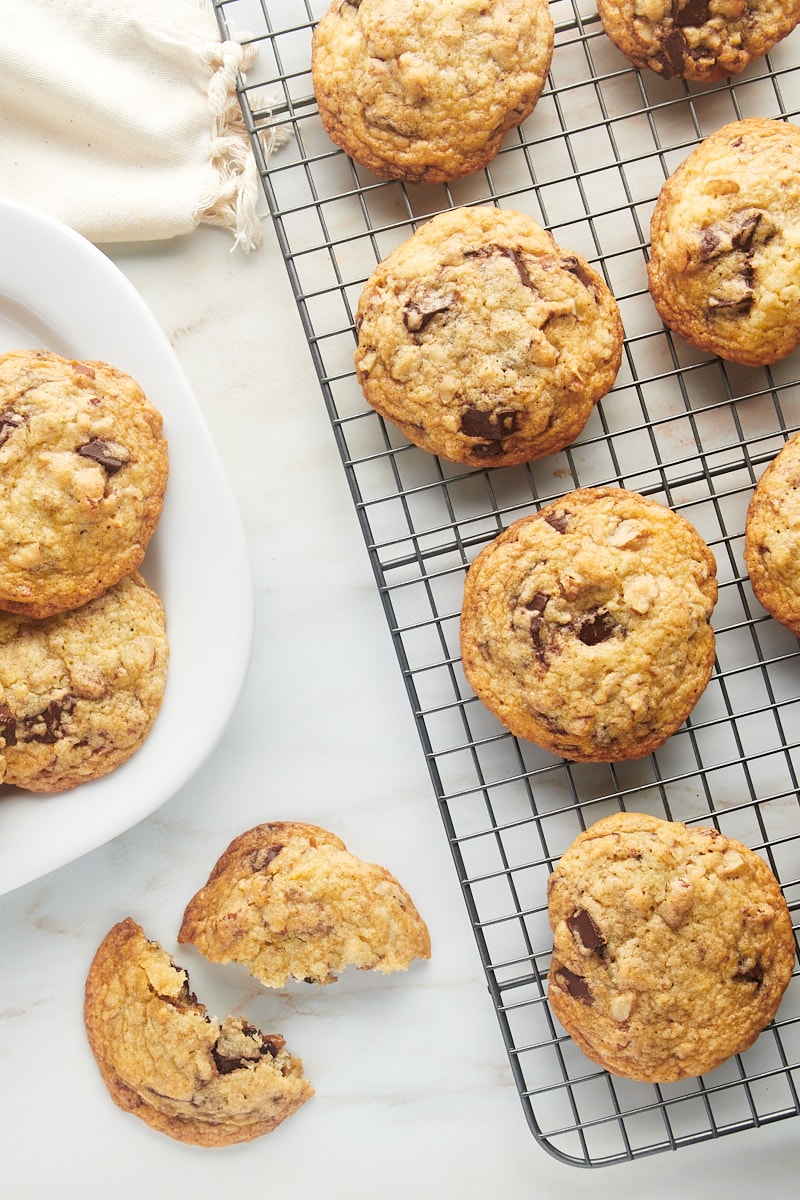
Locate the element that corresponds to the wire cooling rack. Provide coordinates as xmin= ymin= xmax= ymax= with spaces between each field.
xmin=215 ymin=0 xmax=800 ymax=1168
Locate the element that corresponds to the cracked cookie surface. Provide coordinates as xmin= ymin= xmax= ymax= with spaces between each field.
xmin=178 ymin=821 xmax=431 ymax=987
xmin=597 ymin=0 xmax=800 ymax=81
xmin=647 ymin=118 xmax=800 ymax=365
xmin=354 ymin=207 xmax=623 ymax=466
xmin=311 ymin=0 xmax=554 ymax=183
xmin=459 ymin=487 xmax=718 ymax=761
xmin=84 ymin=918 xmax=313 ymax=1146
xmin=0 ymin=572 xmax=168 ymax=792
xmin=547 ymin=812 xmax=796 ymax=1082
xmin=744 ymin=430 xmax=800 ymax=634
xmin=0 ymin=349 xmax=168 ymax=618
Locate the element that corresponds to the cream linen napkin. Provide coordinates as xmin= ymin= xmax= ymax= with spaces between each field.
xmin=0 ymin=0 xmax=270 ymax=251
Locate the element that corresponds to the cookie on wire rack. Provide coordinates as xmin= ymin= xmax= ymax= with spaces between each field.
xmin=647 ymin=118 xmax=800 ymax=366
xmin=547 ymin=811 xmax=796 ymax=1083
xmin=459 ymin=487 xmax=718 ymax=762
xmin=744 ymin=429 xmax=800 ymax=635
xmin=597 ymin=0 xmax=800 ymax=82
xmin=354 ymin=206 xmax=623 ymax=467
xmin=311 ymin=0 xmax=554 ymax=183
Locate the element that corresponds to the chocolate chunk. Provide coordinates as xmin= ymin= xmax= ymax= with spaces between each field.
xmin=19 ymin=696 xmax=75 ymax=745
xmin=465 ymin=244 xmax=537 ymax=291
xmin=560 ymin=255 xmax=597 ymax=294
xmin=0 ymin=703 xmax=17 ymax=747
xmin=525 ymin=592 xmax=550 ymax=615
xmin=0 ymin=411 xmax=24 ymax=448
xmin=697 ymin=227 xmax=724 ymax=262
xmin=471 ymin=440 xmax=505 ymax=458
xmin=577 ymin=611 xmax=615 ymax=646
xmin=212 ymin=1027 xmax=283 ymax=1074
xmin=544 ymin=511 xmax=568 ymax=534
xmin=77 ymin=439 xmax=126 ymax=474
xmin=659 ymin=29 xmax=686 ymax=78
xmin=673 ymin=0 xmax=709 ymax=26
xmin=731 ymin=211 xmax=763 ymax=252
xmin=554 ymin=964 xmax=593 ymax=1004
xmin=250 ymin=844 xmax=284 ymax=872
xmin=404 ymin=290 xmax=454 ymax=332
xmin=460 ymin=407 xmax=518 ymax=440
xmin=567 ymin=908 xmax=606 ymax=953
xmin=733 ymin=962 xmax=764 ymax=987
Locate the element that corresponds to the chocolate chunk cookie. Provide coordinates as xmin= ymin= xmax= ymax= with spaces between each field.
xmin=311 ymin=0 xmax=554 ymax=183
xmin=744 ymin=431 xmax=800 ymax=634
xmin=178 ymin=821 xmax=431 ymax=987
xmin=84 ymin=918 xmax=313 ymax=1146
xmin=354 ymin=207 xmax=623 ymax=466
xmin=648 ymin=118 xmax=800 ymax=366
xmin=0 ymin=572 xmax=168 ymax=793
xmin=0 ymin=349 xmax=168 ymax=618
xmin=597 ymin=0 xmax=800 ymax=82
xmin=547 ymin=812 xmax=796 ymax=1082
xmin=459 ymin=487 xmax=718 ymax=761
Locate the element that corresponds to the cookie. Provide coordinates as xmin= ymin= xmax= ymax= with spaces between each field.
xmin=0 ymin=349 xmax=168 ymax=618
xmin=597 ymin=0 xmax=800 ymax=82
xmin=647 ymin=118 xmax=800 ymax=366
xmin=744 ymin=430 xmax=800 ymax=634
xmin=459 ymin=487 xmax=718 ymax=761
xmin=0 ymin=572 xmax=168 ymax=793
xmin=547 ymin=812 xmax=796 ymax=1082
xmin=178 ymin=821 xmax=431 ymax=987
xmin=354 ymin=207 xmax=623 ymax=467
xmin=84 ymin=918 xmax=313 ymax=1146
xmin=311 ymin=0 xmax=554 ymax=183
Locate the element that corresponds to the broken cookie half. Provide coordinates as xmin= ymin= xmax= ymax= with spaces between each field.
xmin=177 ymin=821 xmax=431 ymax=988
xmin=84 ymin=918 xmax=313 ymax=1146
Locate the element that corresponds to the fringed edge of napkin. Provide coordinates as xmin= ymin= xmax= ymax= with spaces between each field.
xmin=194 ymin=38 xmax=290 ymax=253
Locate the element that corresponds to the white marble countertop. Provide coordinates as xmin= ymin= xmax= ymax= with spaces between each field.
xmin=1 ymin=220 xmax=796 ymax=1199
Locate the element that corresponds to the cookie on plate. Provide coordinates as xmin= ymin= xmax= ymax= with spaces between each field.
xmin=744 ymin=430 xmax=800 ymax=634
xmin=0 ymin=349 xmax=168 ymax=618
xmin=459 ymin=487 xmax=718 ymax=761
xmin=0 ymin=572 xmax=168 ymax=793
xmin=84 ymin=918 xmax=313 ymax=1146
xmin=647 ymin=118 xmax=800 ymax=366
xmin=597 ymin=0 xmax=800 ymax=82
xmin=311 ymin=0 xmax=554 ymax=183
xmin=178 ymin=821 xmax=431 ymax=987
xmin=547 ymin=811 xmax=796 ymax=1082
xmin=354 ymin=207 xmax=623 ymax=466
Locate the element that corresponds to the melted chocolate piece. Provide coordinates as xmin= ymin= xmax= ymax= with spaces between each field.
xmin=577 ymin=611 xmax=615 ymax=645
xmin=0 ymin=703 xmax=17 ymax=747
xmin=560 ymin=255 xmax=597 ymax=294
xmin=212 ymin=1027 xmax=283 ymax=1075
xmin=250 ymin=844 xmax=284 ymax=872
xmin=465 ymin=244 xmax=537 ymax=291
xmin=567 ymin=908 xmax=606 ymax=953
xmin=18 ymin=696 xmax=75 ymax=745
xmin=659 ymin=29 xmax=686 ymax=79
xmin=0 ymin=411 xmax=24 ymax=448
xmin=525 ymin=592 xmax=550 ymax=614
xmin=733 ymin=962 xmax=764 ymax=987
xmin=544 ymin=511 xmax=568 ymax=534
xmin=404 ymin=291 xmax=454 ymax=332
xmin=77 ymin=439 xmax=125 ymax=474
xmin=460 ymin=407 xmax=518 ymax=440
xmin=673 ymin=0 xmax=709 ymax=26
xmin=554 ymin=964 xmax=593 ymax=1004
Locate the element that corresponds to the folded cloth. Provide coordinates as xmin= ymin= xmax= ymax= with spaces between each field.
xmin=0 ymin=0 xmax=271 ymax=251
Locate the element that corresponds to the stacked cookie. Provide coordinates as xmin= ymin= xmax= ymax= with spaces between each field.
xmin=0 ymin=349 xmax=169 ymax=792
xmin=84 ymin=822 xmax=430 ymax=1146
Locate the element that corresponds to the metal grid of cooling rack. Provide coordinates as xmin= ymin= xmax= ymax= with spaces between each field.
xmin=215 ymin=0 xmax=800 ymax=1168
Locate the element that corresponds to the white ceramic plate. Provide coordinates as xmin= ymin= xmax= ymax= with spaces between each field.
xmin=0 ymin=198 xmax=254 ymax=896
